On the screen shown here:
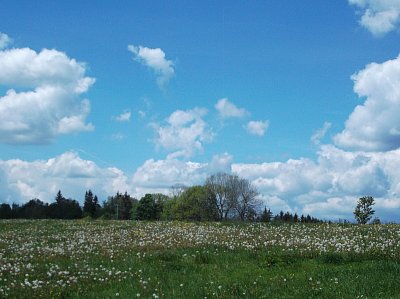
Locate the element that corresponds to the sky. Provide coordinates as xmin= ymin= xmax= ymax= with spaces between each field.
xmin=1 ymin=0 xmax=400 ymax=221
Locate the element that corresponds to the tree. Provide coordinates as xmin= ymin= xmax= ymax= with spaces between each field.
xmin=48 ymin=191 xmax=82 ymax=219
xmin=354 ymin=196 xmax=375 ymax=224
xmin=134 ymin=194 xmax=162 ymax=220
xmin=102 ymin=192 xmax=136 ymax=220
xmin=205 ymin=172 xmax=242 ymax=220
xmin=20 ymin=199 xmax=48 ymax=219
xmin=260 ymin=207 xmax=273 ymax=222
xmin=235 ymin=177 xmax=260 ymax=221
xmin=0 ymin=203 xmax=12 ymax=219
xmin=83 ymin=190 xmax=100 ymax=218
xmin=172 ymin=186 xmax=218 ymax=221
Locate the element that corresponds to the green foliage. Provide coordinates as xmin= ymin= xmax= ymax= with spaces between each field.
xmin=260 ymin=207 xmax=273 ymax=222
xmin=134 ymin=193 xmax=165 ymax=220
xmin=19 ymin=198 xmax=48 ymax=219
xmin=83 ymin=190 xmax=101 ymax=218
xmin=354 ymin=196 xmax=375 ymax=224
xmin=0 ymin=203 xmax=12 ymax=219
xmin=48 ymin=191 xmax=82 ymax=219
xmin=102 ymin=192 xmax=137 ymax=220
xmin=172 ymin=185 xmax=219 ymax=221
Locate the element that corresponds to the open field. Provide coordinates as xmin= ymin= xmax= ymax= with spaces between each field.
xmin=1 ymin=220 xmax=400 ymax=298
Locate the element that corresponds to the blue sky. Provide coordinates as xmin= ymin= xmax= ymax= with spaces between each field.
xmin=1 ymin=0 xmax=400 ymax=221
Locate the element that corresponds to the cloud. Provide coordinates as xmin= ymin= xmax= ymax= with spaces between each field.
xmin=132 ymin=158 xmax=208 ymax=189
xmin=114 ymin=111 xmax=131 ymax=122
xmin=0 ymin=47 xmax=95 ymax=144
xmin=215 ymin=98 xmax=249 ymax=119
xmin=311 ymin=122 xmax=332 ymax=145
xmin=132 ymin=152 xmax=233 ymax=195
xmin=334 ymin=54 xmax=400 ymax=151
xmin=0 ymin=152 xmax=131 ymax=204
xmin=0 ymin=32 xmax=12 ymax=49
xmin=2 ymin=145 xmax=400 ymax=221
xmin=232 ymin=144 xmax=400 ymax=220
xmin=151 ymin=108 xmax=213 ymax=158
xmin=246 ymin=120 xmax=269 ymax=136
xmin=349 ymin=0 xmax=400 ymax=36
xmin=128 ymin=44 xmax=174 ymax=88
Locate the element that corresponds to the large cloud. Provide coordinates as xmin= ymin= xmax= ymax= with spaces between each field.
xmin=232 ymin=145 xmax=400 ymax=221
xmin=1 ymin=146 xmax=399 ymax=221
xmin=150 ymin=108 xmax=213 ymax=158
xmin=0 ymin=47 xmax=95 ymax=144
xmin=334 ymin=54 xmax=400 ymax=151
xmin=132 ymin=152 xmax=233 ymax=195
xmin=128 ymin=44 xmax=174 ymax=88
xmin=349 ymin=0 xmax=400 ymax=36
xmin=0 ymin=152 xmax=131 ymax=204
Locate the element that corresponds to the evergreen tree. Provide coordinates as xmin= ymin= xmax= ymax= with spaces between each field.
xmin=260 ymin=207 xmax=273 ymax=222
xmin=0 ymin=203 xmax=12 ymax=219
xmin=48 ymin=191 xmax=82 ymax=219
xmin=354 ymin=196 xmax=375 ymax=224
xmin=83 ymin=190 xmax=100 ymax=218
xmin=20 ymin=199 xmax=48 ymax=219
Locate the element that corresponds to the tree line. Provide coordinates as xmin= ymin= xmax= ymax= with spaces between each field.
xmin=0 ymin=172 xmax=323 ymax=223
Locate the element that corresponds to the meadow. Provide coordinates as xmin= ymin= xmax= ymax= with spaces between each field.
xmin=0 ymin=220 xmax=400 ymax=298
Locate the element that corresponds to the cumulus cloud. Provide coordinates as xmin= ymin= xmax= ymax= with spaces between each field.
xmin=232 ymin=145 xmax=400 ymax=221
xmin=114 ymin=111 xmax=131 ymax=122
xmin=0 ymin=32 xmax=12 ymax=49
xmin=151 ymin=108 xmax=213 ymax=158
xmin=215 ymin=98 xmax=249 ymax=119
xmin=349 ymin=0 xmax=400 ymax=36
xmin=311 ymin=122 xmax=332 ymax=145
xmin=334 ymin=54 xmax=400 ymax=151
xmin=0 ymin=152 xmax=131 ymax=204
xmin=2 ymin=145 xmax=400 ymax=221
xmin=132 ymin=152 xmax=233 ymax=195
xmin=128 ymin=44 xmax=174 ymax=88
xmin=132 ymin=158 xmax=207 ymax=189
xmin=0 ymin=47 xmax=95 ymax=144
xmin=246 ymin=120 xmax=269 ymax=136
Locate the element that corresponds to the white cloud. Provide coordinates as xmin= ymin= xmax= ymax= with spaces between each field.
xmin=0 ymin=152 xmax=131 ymax=204
xmin=334 ymin=54 xmax=400 ymax=151
xmin=0 ymin=32 xmax=12 ymax=49
xmin=132 ymin=158 xmax=207 ymax=189
xmin=151 ymin=108 xmax=213 ymax=158
xmin=246 ymin=120 xmax=269 ymax=136
xmin=0 ymin=47 xmax=95 ymax=144
xmin=132 ymin=152 xmax=233 ymax=196
xmin=128 ymin=44 xmax=174 ymax=88
xmin=232 ymin=145 xmax=400 ymax=221
xmin=208 ymin=152 xmax=233 ymax=173
xmin=349 ymin=0 xmax=400 ymax=36
xmin=2 ymin=145 xmax=400 ymax=221
xmin=114 ymin=111 xmax=131 ymax=122
xmin=311 ymin=122 xmax=332 ymax=145
xmin=215 ymin=98 xmax=249 ymax=119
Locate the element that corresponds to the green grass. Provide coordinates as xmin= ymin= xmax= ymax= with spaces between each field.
xmin=1 ymin=220 xmax=400 ymax=298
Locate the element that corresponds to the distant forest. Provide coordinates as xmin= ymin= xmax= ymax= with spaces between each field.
xmin=0 ymin=172 xmax=323 ymax=223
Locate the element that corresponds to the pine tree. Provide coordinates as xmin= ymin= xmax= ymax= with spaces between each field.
xmin=260 ymin=207 xmax=273 ymax=222
xmin=354 ymin=196 xmax=375 ymax=224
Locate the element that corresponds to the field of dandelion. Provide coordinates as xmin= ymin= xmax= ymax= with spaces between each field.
xmin=1 ymin=220 xmax=400 ymax=298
